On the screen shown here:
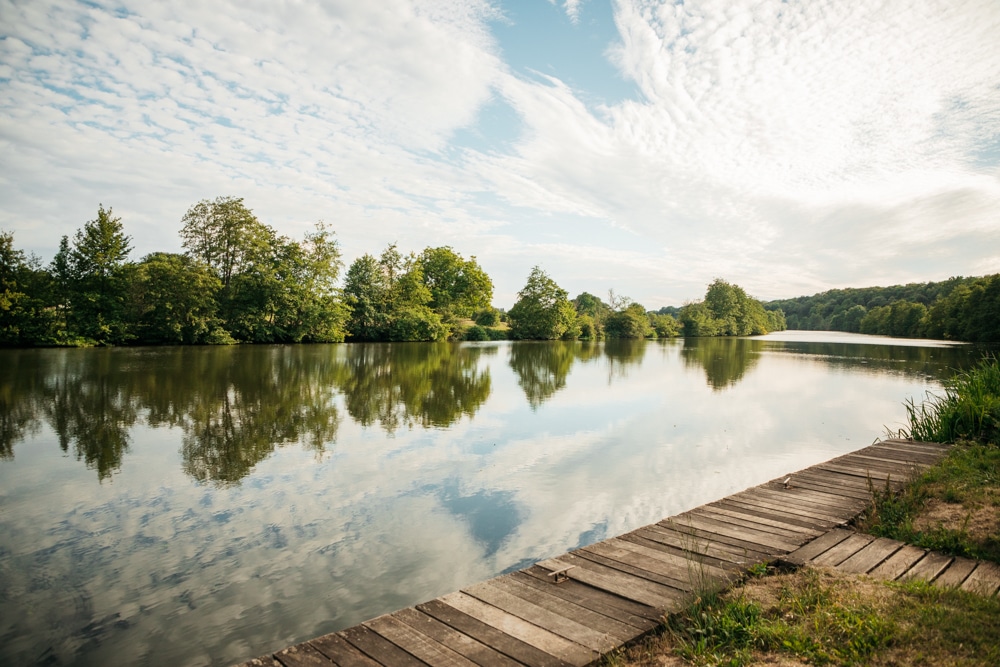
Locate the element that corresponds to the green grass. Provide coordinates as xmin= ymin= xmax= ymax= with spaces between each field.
xmin=900 ymin=355 xmax=1000 ymax=445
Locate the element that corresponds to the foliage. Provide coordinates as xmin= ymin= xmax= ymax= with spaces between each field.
xmin=0 ymin=231 xmax=58 ymax=345
xmin=604 ymin=302 xmax=652 ymax=339
xmin=648 ymin=312 xmax=680 ymax=338
xmin=472 ymin=308 xmax=499 ymax=326
xmin=666 ymin=570 xmax=896 ymax=666
xmin=679 ymin=279 xmax=781 ymax=337
xmin=342 ymin=245 xmax=446 ymax=342
xmin=416 ymin=246 xmax=493 ymax=319
xmin=132 ymin=253 xmax=228 ymax=344
xmin=767 ymin=274 xmax=1000 ymax=342
xmin=899 ymin=356 xmax=1000 ymax=446
xmin=508 ymin=267 xmax=578 ymax=340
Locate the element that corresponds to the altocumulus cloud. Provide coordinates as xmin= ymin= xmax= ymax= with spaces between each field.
xmin=1 ymin=0 xmax=998 ymax=306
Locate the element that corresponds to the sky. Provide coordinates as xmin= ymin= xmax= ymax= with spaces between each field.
xmin=1 ymin=0 xmax=999 ymax=308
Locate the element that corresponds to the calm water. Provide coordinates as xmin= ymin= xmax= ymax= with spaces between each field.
xmin=0 ymin=333 xmax=988 ymax=666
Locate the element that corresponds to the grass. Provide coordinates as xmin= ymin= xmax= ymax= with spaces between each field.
xmin=898 ymin=355 xmax=1000 ymax=445
xmin=604 ymin=568 xmax=1000 ymax=667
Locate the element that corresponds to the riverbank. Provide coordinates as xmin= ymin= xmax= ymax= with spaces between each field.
xmin=607 ymin=358 xmax=1000 ymax=667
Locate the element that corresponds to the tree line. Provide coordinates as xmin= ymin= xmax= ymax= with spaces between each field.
xmin=0 ymin=199 xmax=788 ymax=346
xmin=765 ymin=275 xmax=1000 ymax=342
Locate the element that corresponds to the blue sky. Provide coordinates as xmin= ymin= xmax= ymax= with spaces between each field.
xmin=1 ymin=0 xmax=999 ymax=307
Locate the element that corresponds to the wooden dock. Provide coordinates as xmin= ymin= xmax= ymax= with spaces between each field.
xmin=237 ymin=439 xmax=972 ymax=667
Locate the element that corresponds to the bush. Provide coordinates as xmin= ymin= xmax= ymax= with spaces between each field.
xmin=473 ymin=308 xmax=499 ymax=326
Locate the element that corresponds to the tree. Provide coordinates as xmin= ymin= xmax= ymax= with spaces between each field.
xmin=508 ymin=267 xmax=577 ymax=340
xmin=132 ymin=253 xmax=228 ymax=344
xmin=416 ymin=246 xmax=493 ymax=318
xmin=0 ymin=232 xmax=55 ymax=345
xmin=180 ymin=197 xmax=273 ymax=289
xmin=62 ymin=205 xmax=134 ymax=344
xmin=605 ymin=302 xmax=652 ymax=339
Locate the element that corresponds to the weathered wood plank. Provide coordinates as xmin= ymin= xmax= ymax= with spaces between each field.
xmin=310 ymin=632 xmax=384 ymax=667
xmin=835 ymin=537 xmax=903 ymax=574
xmin=811 ymin=533 xmax=875 ymax=567
xmin=660 ymin=517 xmax=789 ymax=555
xmin=392 ymin=607 xmax=525 ymax=667
xmin=899 ymin=551 xmax=953 ymax=583
xmin=621 ymin=527 xmax=760 ymax=571
xmin=274 ymin=643 xmax=337 ymax=667
xmin=781 ymin=528 xmax=854 ymax=566
xmin=700 ymin=503 xmax=826 ymax=538
xmin=490 ymin=575 xmax=639 ymax=642
xmin=570 ymin=547 xmax=696 ymax=593
xmin=714 ymin=498 xmax=838 ymax=531
xmin=670 ymin=512 xmax=804 ymax=552
xmin=417 ymin=599 xmax=573 ymax=667
xmin=932 ymin=557 xmax=978 ymax=589
xmin=605 ymin=537 xmax=732 ymax=581
xmin=868 ymin=545 xmax=927 ymax=581
xmin=835 ymin=455 xmax=921 ymax=478
xmin=439 ymin=591 xmax=596 ymax=666
xmin=960 ymin=562 xmax=1000 ymax=596
xmin=340 ymin=625 xmax=428 ymax=667
xmin=862 ymin=445 xmax=943 ymax=465
xmin=462 ymin=581 xmax=617 ymax=654
xmin=689 ymin=506 xmax=817 ymax=542
xmin=763 ymin=486 xmax=868 ymax=514
xmin=724 ymin=492 xmax=846 ymax=526
xmin=537 ymin=554 xmax=689 ymax=610
xmin=740 ymin=488 xmax=855 ymax=523
xmin=366 ymin=614 xmax=480 ymax=667
xmin=768 ymin=472 xmax=874 ymax=501
xmin=513 ymin=567 xmax=660 ymax=628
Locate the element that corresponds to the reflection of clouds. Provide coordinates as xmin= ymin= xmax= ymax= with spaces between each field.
xmin=0 ymin=338 xmax=974 ymax=666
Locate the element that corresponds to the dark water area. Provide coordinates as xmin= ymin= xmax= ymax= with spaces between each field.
xmin=0 ymin=333 xmax=989 ymax=666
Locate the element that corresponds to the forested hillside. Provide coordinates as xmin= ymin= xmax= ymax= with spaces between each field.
xmin=766 ymin=275 xmax=1000 ymax=342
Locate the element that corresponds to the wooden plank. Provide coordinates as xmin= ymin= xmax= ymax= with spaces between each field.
xmin=513 ymin=568 xmax=660 ymax=628
xmin=960 ymin=562 xmax=1000 ymax=596
xmin=340 ymin=625 xmax=428 ymax=667
xmin=769 ymin=477 xmax=873 ymax=502
xmin=932 ymin=557 xmax=978 ymax=589
xmin=714 ymin=498 xmax=838 ymax=531
xmin=725 ymin=491 xmax=845 ymax=526
xmin=638 ymin=522 xmax=773 ymax=564
xmin=580 ymin=540 xmax=726 ymax=592
xmin=572 ymin=547 xmax=697 ymax=593
xmin=835 ymin=455 xmax=921 ymax=478
xmin=275 ymin=643 xmax=336 ymax=667
xmin=868 ymin=545 xmax=927 ymax=581
xmin=740 ymin=488 xmax=856 ymax=523
xmin=462 ymin=581 xmax=618 ymax=654
xmin=439 ymin=591 xmax=597 ymax=666
xmin=311 ymin=631 xmax=390 ymax=667
xmin=848 ymin=451 xmax=931 ymax=468
xmin=781 ymin=468 xmax=881 ymax=493
xmin=366 ymin=614 xmax=479 ymax=667
xmin=781 ymin=528 xmax=854 ymax=566
xmin=763 ymin=486 xmax=868 ymax=514
xmin=811 ymin=533 xmax=875 ymax=567
xmin=605 ymin=537 xmax=732 ymax=581
xmin=700 ymin=503 xmax=826 ymax=538
xmin=537 ymin=554 xmax=689 ymax=610
xmin=672 ymin=512 xmax=804 ymax=552
xmin=691 ymin=506 xmax=818 ymax=542
xmin=835 ymin=537 xmax=903 ymax=574
xmin=877 ymin=439 xmax=951 ymax=456
xmin=814 ymin=461 xmax=904 ymax=483
xmin=899 ymin=552 xmax=953 ymax=583
xmin=417 ymin=599 xmax=574 ymax=667
xmin=621 ymin=528 xmax=761 ymax=571
xmin=863 ymin=445 xmax=944 ymax=465
xmin=489 ymin=575 xmax=638 ymax=643
xmin=392 ymin=607 xmax=525 ymax=667
xmin=661 ymin=516 xmax=792 ymax=554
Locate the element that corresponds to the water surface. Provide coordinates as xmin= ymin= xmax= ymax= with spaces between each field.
xmin=0 ymin=334 xmax=986 ymax=666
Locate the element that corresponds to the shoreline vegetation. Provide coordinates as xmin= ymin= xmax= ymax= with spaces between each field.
xmin=3 ymin=198 xmax=995 ymax=349
xmin=1 ymin=198 xmax=787 ymax=348
xmin=608 ymin=356 xmax=1000 ymax=667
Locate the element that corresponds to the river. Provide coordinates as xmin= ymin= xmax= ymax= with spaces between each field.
xmin=0 ymin=332 xmax=988 ymax=666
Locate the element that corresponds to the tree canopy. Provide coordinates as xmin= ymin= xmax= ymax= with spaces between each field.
xmin=508 ymin=267 xmax=578 ymax=340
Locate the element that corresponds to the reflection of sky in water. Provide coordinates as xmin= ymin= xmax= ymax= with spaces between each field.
xmin=0 ymin=337 xmax=988 ymax=666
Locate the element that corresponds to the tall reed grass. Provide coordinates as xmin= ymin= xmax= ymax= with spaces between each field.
xmin=900 ymin=355 xmax=1000 ymax=445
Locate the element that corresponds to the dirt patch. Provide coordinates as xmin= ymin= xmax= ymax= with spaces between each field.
xmin=913 ymin=498 xmax=1000 ymax=545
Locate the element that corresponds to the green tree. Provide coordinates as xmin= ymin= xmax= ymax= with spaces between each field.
xmin=605 ymin=302 xmax=652 ymax=338
xmin=0 ymin=231 xmax=55 ymax=345
xmin=417 ymin=246 xmax=494 ymax=318
xmin=573 ymin=292 xmax=610 ymax=338
xmin=132 ymin=252 xmax=228 ymax=344
xmin=62 ymin=205 xmax=134 ymax=344
xmin=649 ymin=312 xmax=680 ymax=338
xmin=343 ymin=254 xmax=388 ymax=340
xmin=508 ymin=267 xmax=578 ymax=340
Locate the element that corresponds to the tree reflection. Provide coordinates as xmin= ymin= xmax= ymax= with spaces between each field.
xmin=509 ymin=341 xmax=577 ymax=409
xmin=0 ymin=351 xmax=46 ymax=460
xmin=602 ymin=339 xmax=648 ymax=380
xmin=337 ymin=343 xmax=492 ymax=431
xmin=682 ymin=337 xmax=763 ymax=391
xmin=41 ymin=350 xmax=139 ymax=480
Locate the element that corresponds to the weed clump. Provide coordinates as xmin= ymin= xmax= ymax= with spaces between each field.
xmin=900 ymin=355 xmax=1000 ymax=445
